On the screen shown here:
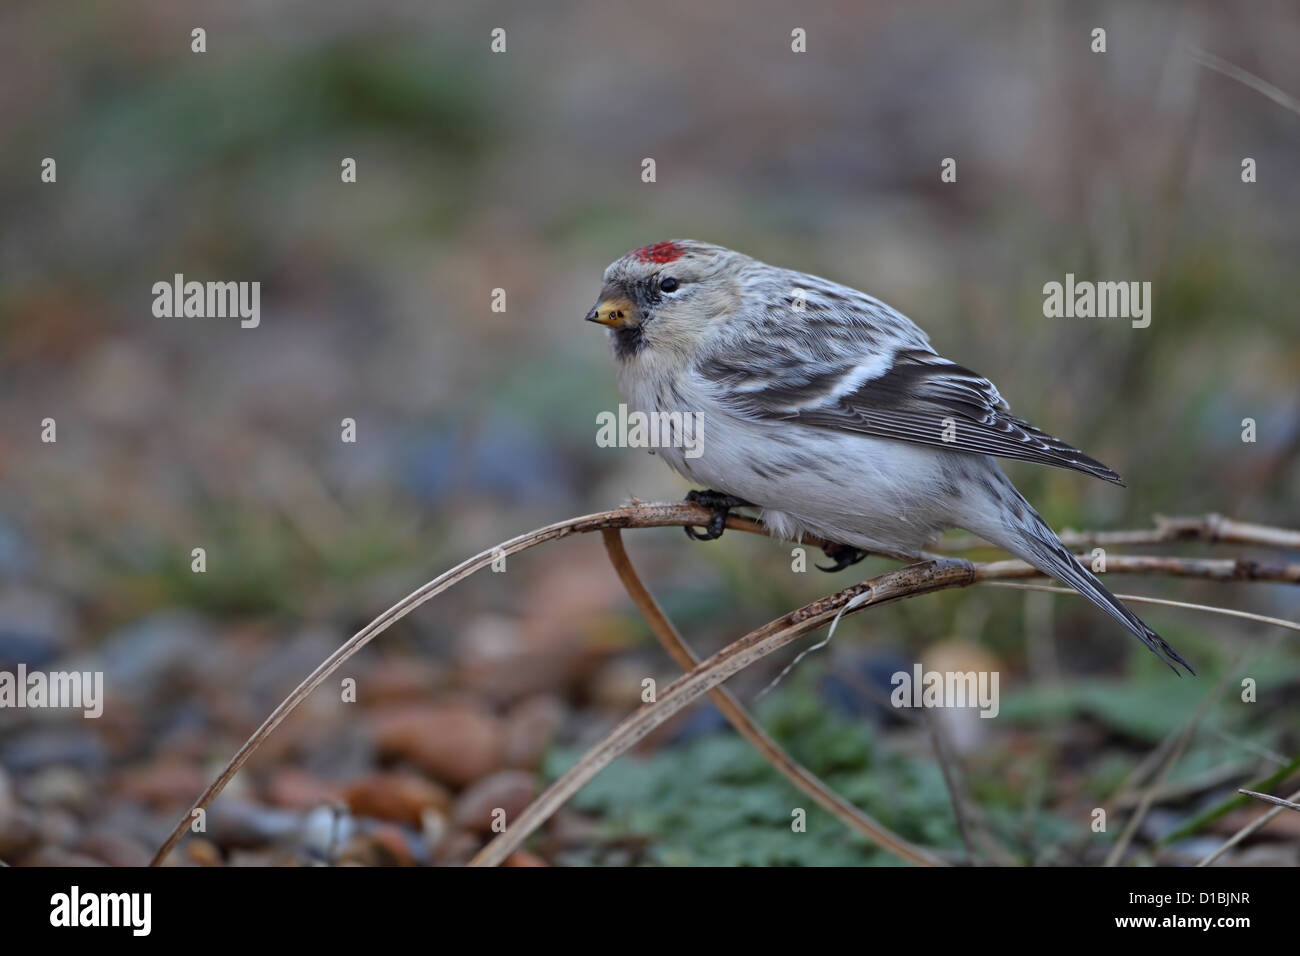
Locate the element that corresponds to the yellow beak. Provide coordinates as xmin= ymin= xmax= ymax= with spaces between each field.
xmin=584 ymin=296 xmax=639 ymax=328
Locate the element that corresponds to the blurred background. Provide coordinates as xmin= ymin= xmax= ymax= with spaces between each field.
xmin=0 ymin=0 xmax=1297 ymax=866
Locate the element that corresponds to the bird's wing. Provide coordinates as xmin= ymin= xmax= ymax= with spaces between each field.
xmin=698 ymin=295 xmax=1124 ymax=485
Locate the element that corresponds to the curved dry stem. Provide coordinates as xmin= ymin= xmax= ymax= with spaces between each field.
xmin=600 ymin=528 xmax=946 ymax=866
xmin=474 ymin=571 xmax=1299 ymax=868
xmin=469 ymin=559 xmax=979 ymax=867
xmin=151 ymin=502 xmax=1299 ymax=867
xmin=150 ymin=501 xmax=736 ymax=865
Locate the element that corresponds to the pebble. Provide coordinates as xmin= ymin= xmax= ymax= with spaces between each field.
xmin=0 ymin=807 xmax=42 ymax=862
xmin=184 ymin=838 xmax=223 ymax=867
xmin=504 ymin=695 xmax=564 ymax=769
xmin=0 ymin=585 xmax=71 ymax=667
xmin=359 ymin=656 xmax=443 ymax=704
xmin=432 ymin=828 xmax=481 ymax=866
xmin=95 ymin=610 xmax=212 ymax=691
xmin=77 ymin=830 xmax=151 ymax=867
xmin=300 ymin=803 xmax=354 ymax=861
xmin=266 ymin=768 xmax=343 ymax=810
xmin=420 ymin=807 xmax=448 ymax=854
xmin=20 ymin=846 xmax=105 ymax=867
xmin=0 ymin=767 xmax=15 ymax=824
xmin=344 ymin=773 xmax=451 ymax=826
xmin=112 ymin=760 xmax=206 ymax=809
xmin=0 ymin=728 xmax=108 ymax=773
xmin=337 ymin=822 xmax=418 ymax=867
xmin=504 ymin=849 xmax=547 ymax=867
xmin=590 ymin=659 xmax=658 ymax=711
xmin=452 ymin=770 xmax=538 ymax=835
xmin=368 ymin=702 xmax=506 ymax=787
xmin=36 ymin=806 xmax=81 ymax=847
xmin=208 ymin=800 xmax=302 ymax=848
xmin=21 ymin=766 xmax=91 ymax=810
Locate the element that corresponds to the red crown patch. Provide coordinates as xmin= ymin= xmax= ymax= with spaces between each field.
xmin=631 ymin=241 xmax=685 ymax=264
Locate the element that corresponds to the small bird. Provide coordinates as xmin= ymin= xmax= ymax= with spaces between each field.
xmin=585 ymin=239 xmax=1192 ymax=674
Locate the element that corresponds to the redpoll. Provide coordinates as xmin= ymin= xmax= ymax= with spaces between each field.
xmin=585 ymin=240 xmax=1192 ymax=674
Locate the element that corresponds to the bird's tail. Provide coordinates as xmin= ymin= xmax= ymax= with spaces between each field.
xmin=965 ymin=478 xmax=1194 ymax=675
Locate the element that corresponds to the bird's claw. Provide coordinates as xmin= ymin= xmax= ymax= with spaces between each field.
xmin=683 ymin=489 xmax=751 ymax=541
xmin=816 ymin=542 xmax=869 ymax=572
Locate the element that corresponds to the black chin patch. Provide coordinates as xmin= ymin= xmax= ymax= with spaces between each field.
xmin=612 ymin=324 xmax=645 ymax=359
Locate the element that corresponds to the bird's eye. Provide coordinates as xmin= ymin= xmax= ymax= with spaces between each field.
xmin=660 ymin=277 xmax=679 ymax=293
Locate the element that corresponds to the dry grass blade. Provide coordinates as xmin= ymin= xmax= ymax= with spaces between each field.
xmin=921 ymin=710 xmax=979 ymax=865
xmin=600 ymin=528 xmax=945 ymax=866
xmin=469 ymin=558 xmax=978 ymax=867
xmin=151 ymin=503 xmax=1299 ymax=867
xmin=981 ymin=582 xmax=1300 ymax=633
xmin=1190 ymin=48 xmax=1300 ymax=116
xmin=1237 ymin=789 xmax=1300 ymax=813
xmin=990 ymin=581 xmax=1297 ymax=865
xmin=1103 ymin=665 xmax=1238 ymax=867
xmin=1199 ymin=785 xmax=1300 ymax=866
xmin=1111 ymin=762 xmax=1256 ymax=810
xmin=150 ymin=501 xmax=740 ymax=865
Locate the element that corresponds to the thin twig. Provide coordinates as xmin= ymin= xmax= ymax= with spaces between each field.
xmin=475 ymin=578 xmax=1298 ymax=868
xmin=149 ymin=501 xmax=741 ymax=865
xmin=1199 ymin=785 xmax=1300 ymax=866
xmin=469 ymin=558 xmax=979 ymax=867
xmin=1157 ymin=756 xmax=1300 ymax=850
xmin=978 ymin=554 xmax=1300 ymax=584
xmin=982 ymin=582 xmax=1300 ymax=633
xmin=1190 ymin=47 xmax=1300 ymax=117
xmin=922 ymin=711 xmax=979 ymax=865
xmin=1048 ymin=714 xmax=1195 ymax=864
xmin=1112 ymin=762 xmax=1256 ymax=810
xmin=1103 ymin=662 xmax=1238 ymax=867
xmin=942 ymin=513 xmax=1300 ymax=553
xmin=1204 ymin=726 xmax=1288 ymax=767
xmin=600 ymin=529 xmax=945 ymax=866
xmin=1237 ymin=789 xmax=1300 ymax=813
xmin=150 ymin=503 xmax=1300 ymax=866
xmin=997 ymin=580 xmax=1297 ymax=864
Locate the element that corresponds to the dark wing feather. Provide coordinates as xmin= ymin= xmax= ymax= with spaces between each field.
xmin=704 ymin=323 xmax=1125 ymax=485
xmin=804 ymin=350 xmax=1124 ymax=484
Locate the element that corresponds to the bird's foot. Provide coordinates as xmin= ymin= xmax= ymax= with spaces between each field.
xmin=816 ymin=542 xmax=870 ymax=573
xmin=683 ymin=489 xmax=752 ymax=541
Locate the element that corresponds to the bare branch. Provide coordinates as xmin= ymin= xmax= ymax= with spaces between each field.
xmin=148 ymin=501 xmax=745 ymax=865
xmin=468 ymin=558 xmax=978 ymax=867
xmin=600 ymin=529 xmax=946 ymax=866
xmin=979 ymin=554 xmax=1300 ymax=584
xmin=149 ymin=502 xmax=1300 ymax=866
xmin=943 ymin=513 xmax=1300 ymax=553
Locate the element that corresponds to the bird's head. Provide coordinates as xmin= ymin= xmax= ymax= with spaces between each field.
xmin=585 ymin=240 xmax=741 ymax=359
